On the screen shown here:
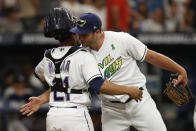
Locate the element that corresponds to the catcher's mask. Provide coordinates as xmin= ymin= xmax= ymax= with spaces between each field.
xmin=44 ymin=7 xmax=77 ymax=42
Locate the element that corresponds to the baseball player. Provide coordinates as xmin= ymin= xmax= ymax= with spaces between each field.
xmin=20 ymin=8 xmax=143 ymax=131
xmin=70 ymin=13 xmax=188 ymax=131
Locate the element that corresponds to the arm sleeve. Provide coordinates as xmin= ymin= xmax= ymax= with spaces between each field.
xmin=89 ymin=77 xmax=105 ymax=93
xmin=34 ymin=57 xmax=46 ymax=82
xmin=35 ymin=57 xmax=56 ymax=87
xmin=123 ymin=33 xmax=147 ymax=62
xmin=81 ymin=52 xmax=102 ymax=83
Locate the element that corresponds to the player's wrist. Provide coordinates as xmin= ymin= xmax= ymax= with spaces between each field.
xmin=37 ymin=96 xmax=46 ymax=105
xmin=124 ymin=86 xmax=131 ymax=95
xmin=177 ymin=66 xmax=186 ymax=75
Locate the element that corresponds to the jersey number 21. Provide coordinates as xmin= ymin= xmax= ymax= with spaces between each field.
xmin=54 ymin=60 xmax=71 ymax=101
xmin=53 ymin=77 xmax=70 ymax=101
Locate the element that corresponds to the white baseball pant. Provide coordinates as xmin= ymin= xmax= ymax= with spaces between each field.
xmin=46 ymin=106 xmax=94 ymax=131
xmin=101 ymin=86 xmax=167 ymax=131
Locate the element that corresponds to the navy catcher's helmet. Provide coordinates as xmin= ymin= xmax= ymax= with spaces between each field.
xmin=44 ymin=8 xmax=77 ymax=42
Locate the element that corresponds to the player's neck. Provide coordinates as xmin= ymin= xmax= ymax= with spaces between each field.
xmin=61 ymin=38 xmax=76 ymax=46
xmin=92 ymin=32 xmax=104 ymax=51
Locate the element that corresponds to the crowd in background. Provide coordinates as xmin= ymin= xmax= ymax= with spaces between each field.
xmin=0 ymin=60 xmax=47 ymax=131
xmin=0 ymin=0 xmax=196 ymax=131
xmin=0 ymin=0 xmax=195 ymax=34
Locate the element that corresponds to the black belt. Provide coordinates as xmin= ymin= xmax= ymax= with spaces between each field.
xmin=110 ymin=97 xmax=133 ymax=104
xmin=109 ymin=87 xmax=144 ymax=104
xmin=51 ymin=86 xmax=88 ymax=94
xmin=50 ymin=106 xmax=77 ymax=108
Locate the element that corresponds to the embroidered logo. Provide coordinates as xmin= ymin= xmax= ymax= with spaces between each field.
xmin=111 ymin=44 xmax=115 ymax=50
xmin=77 ymin=19 xmax=86 ymax=27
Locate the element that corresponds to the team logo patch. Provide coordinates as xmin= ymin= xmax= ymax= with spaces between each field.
xmin=98 ymin=54 xmax=122 ymax=79
xmin=111 ymin=44 xmax=115 ymax=50
xmin=77 ymin=19 xmax=86 ymax=27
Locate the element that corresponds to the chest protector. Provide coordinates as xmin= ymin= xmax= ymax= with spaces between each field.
xmin=44 ymin=46 xmax=88 ymax=94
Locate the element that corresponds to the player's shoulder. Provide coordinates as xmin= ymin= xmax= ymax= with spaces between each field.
xmin=44 ymin=46 xmax=73 ymax=59
xmin=104 ymin=31 xmax=133 ymax=39
xmin=74 ymin=47 xmax=92 ymax=57
xmin=44 ymin=46 xmax=90 ymax=60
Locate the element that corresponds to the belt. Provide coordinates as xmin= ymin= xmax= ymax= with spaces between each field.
xmin=110 ymin=97 xmax=132 ymax=104
xmin=50 ymin=106 xmax=77 ymax=108
xmin=109 ymin=87 xmax=144 ymax=104
xmin=51 ymin=87 xmax=88 ymax=94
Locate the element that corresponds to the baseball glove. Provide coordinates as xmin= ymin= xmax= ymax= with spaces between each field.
xmin=163 ymin=74 xmax=194 ymax=107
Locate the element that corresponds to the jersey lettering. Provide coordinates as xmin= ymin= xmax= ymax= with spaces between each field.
xmin=98 ymin=54 xmax=113 ymax=69
xmin=48 ymin=62 xmax=54 ymax=74
xmin=61 ymin=60 xmax=71 ymax=73
xmin=104 ymin=56 xmax=122 ymax=79
xmin=53 ymin=76 xmax=70 ymax=101
xmin=64 ymin=77 xmax=70 ymax=100
xmin=54 ymin=90 xmax=64 ymax=101
xmin=65 ymin=60 xmax=71 ymax=73
xmin=52 ymin=78 xmax=64 ymax=101
xmin=98 ymin=54 xmax=122 ymax=79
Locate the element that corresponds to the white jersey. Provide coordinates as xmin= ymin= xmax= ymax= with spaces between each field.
xmin=35 ymin=46 xmax=102 ymax=107
xmin=90 ymin=31 xmax=147 ymax=102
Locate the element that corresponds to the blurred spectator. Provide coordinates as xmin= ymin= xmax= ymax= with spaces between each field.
xmin=3 ymin=0 xmax=18 ymax=7
xmin=1 ymin=70 xmax=16 ymax=96
xmin=190 ymin=0 xmax=196 ymax=30
xmin=128 ymin=0 xmax=139 ymax=12
xmin=0 ymin=7 xmax=23 ymax=33
xmin=130 ymin=0 xmax=163 ymax=15
xmin=59 ymin=0 xmax=83 ymax=18
xmin=165 ymin=1 xmax=180 ymax=32
xmin=106 ymin=0 xmax=131 ymax=32
xmin=92 ymin=0 xmax=106 ymax=30
xmin=4 ymin=74 xmax=33 ymax=131
xmin=20 ymin=62 xmax=43 ymax=95
xmin=147 ymin=0 xmax=164 ymax=14
xmin=81 ymin=0 xmax=95 ymax=13
xmin=36 ymin=17 xmax=45 ymax=32
xmin=0 ymin=0 xmax=4 ymax=17
xmin=164 ymin=0 xmax=189 ymax=25
xmin=131 ymin=2 xmax=149 ymax=32
xmin=60 ymin=0 xmax=106 ymax=30
xmin=179 ymin=0 xmax=195 ymax=32
xmin=80 ymin=0 xmax=107 ymax=30
xmin=39 ymin=0 xmax=52 ymax=16
xmin=137 ymin=1 xmax=149 ymax=20
xmin=16 ymin=0 xmax=40 ymax=32
xmin=141 ymin=8 xmax=165 ymax=32
xmin=3 ymin=70 xmax=15 ymax=86
xmin=3 ymin=74 xmax=33 ymax=104
xmin=164 ymin=0 xmax=181 ymax=21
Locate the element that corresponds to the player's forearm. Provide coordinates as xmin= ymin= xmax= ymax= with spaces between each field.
xmin=38 ymin=89 xmax=50 ymax=105
xmin=100 ymin=80 xmax=131 ymax=95
xmin=145 ymin=49 xmax=186 ymax=75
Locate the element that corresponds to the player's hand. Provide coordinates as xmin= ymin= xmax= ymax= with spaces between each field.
xmin=173 ymin=69 xmax=188 ymax=87
xmin=20 ymin=97 xmax=42 ymax=117
xmin=127 ymin=87 xmax=143 ymax=102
